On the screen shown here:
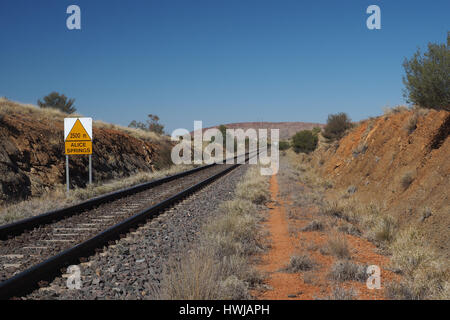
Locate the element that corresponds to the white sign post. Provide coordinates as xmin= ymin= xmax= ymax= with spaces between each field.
xmin=64 ymin=118 xmax=93 ymax=193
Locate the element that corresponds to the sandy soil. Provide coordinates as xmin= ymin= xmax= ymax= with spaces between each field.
xmin=252 ymin=156 xmax=399 ymax=300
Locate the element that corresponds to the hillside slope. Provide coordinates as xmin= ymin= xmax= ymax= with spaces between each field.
xmin=0 ymin=99 xmax=172 ymax=204
xmin=315 ymin=108 xmax=449 ymax=256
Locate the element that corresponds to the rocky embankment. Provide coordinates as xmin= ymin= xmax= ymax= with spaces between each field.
xmin=0 ymin=100 xmax=172 ymax=204
xmin=315 ymin=108 xmax=449 ymax=256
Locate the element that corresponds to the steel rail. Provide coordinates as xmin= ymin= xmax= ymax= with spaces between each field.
xmin=0 ymin=162 xmax=222 ymax=240
xmin=0 ymin=152 xmax=257 ymax=299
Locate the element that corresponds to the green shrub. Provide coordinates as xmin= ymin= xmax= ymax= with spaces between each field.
xmin=291 ymin=130 xmax=318 ymax=154
xmin=322 ymin=113 xmax=353 ymax=141
xmin=129 ymin=114 xmax=165 ymax=134
xmin=312 ymin=127 xmax=322 ymax=135
xmin=401 ymin=171 xmax=414 ymax=190
xmin=402 ymin=34 xmax=450 ymax=111
xmin=37 ymin=92 xmax=76 ymax=114
xmin=278 ymin=140 xmax=290 ymax=151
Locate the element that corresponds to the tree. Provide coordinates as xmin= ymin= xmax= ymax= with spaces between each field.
xmin=147 ymin=114 xmax=165 ymax=134
xmin=322 ymin=112 xmax=353 ymax=141
xmin=402 ymin=34 xmax=450 ymax=111
xmin=128 ymin=114 xmax=165 ymax=135
xmin=128 ymin=120 xmax=147 ymax=130
xmin=37 ymin=92 xmax=76 ymax=114
xmin=291 ymin=130 xmax=318 ymax=154
xmin=218 ymin=125 xmax=227 ymax=138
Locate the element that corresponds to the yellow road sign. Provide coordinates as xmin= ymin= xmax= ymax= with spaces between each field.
xmin=65 ymin=141 xmax=92 ymax=155
xmin=64 ymin=118 xmax=93 ymax=155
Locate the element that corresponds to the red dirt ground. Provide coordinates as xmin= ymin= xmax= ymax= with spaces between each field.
xmin=252 ymin=172 xmax=399 ymax=300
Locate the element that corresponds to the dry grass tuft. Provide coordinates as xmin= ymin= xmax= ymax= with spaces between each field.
xmin=235 ymin=167 xmax=270 ymax=204
xmin=94 ymin=119 xmax=167 ymax=143
xmin=204 ymin=208 xmax=261 ymax=257
xmin=320 ymin=201 xmax=344 ymax=219
xmin=338 ymin=223 xmax=361 ymax=236
xmin=386 ymin=268 xmax=449 ymax=300
xmin=410 ymin=105 xmax=430 ymax=117
xmin=404 ymin=113 xmax=419 ymax=134
xmin=285 ymin=254 xmax=316 ymax=272
xmin=155 ymin=166 xmax=269 ymax=299
xmin=155 ymin=249 xmax=222 ymax=299
xmin=321 ymin=200 xmax=398 ymax=246
xmin=328 ymin=260 xmax=367 ymax=282
xmin=382 ymin=105 xmax=408 ymax=116
xmin=370 ymin=215 xmax=398 ymax=243
xmin=390 ymin=227 xmax=434 ymax=275
xmin=286 ymin=150 xmax=326 ymax=189
xmin=219 ymin=275 xmax=251 ymax=300
xmin=0 ymin=98 xmax=168 ymax=143
xmin=327 ymin=287 xmax=358 ymax=300
xmin=0 ymin=97 xmax=75 ymax=120
xmin=326 ymin=233 xmax=351 ymax=259
xmin=320 ymin=196 xmax=448 ymax=299
xmin=301 ymin=220 xmax=324 ymax=232
xmin=220 ymin=199 xmax=258 ymax=219
xmin=390 ymin=228 xmax=444 ymax=276
xmin=319 ymin=199 xmax=362 ymax=224
xmin=386 ymin=227 xmax=449 ymax=299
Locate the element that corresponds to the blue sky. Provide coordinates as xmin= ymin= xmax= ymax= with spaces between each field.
xmin=0 ymin=0 xmax=448 ymax=133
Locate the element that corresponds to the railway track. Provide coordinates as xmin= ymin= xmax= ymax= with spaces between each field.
xmin=0 ymin=152 xmax=256 ymax=299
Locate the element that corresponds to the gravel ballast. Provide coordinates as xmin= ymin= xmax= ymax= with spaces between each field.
xmin=0 ymin=164 xmax=229 ymax=282
xmin=25 ymin=164 xmax=248 ymax=299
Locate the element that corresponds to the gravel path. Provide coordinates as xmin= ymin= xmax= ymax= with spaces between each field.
xmin=25 ymin=164 xmax=248 ymax=300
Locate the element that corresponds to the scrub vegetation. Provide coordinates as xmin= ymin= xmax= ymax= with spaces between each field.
xmin=155 ymin=166 xmax=269 ymax=299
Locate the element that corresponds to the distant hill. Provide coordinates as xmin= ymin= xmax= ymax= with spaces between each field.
xmin=193 ymin=122 xmax=324 ymax=140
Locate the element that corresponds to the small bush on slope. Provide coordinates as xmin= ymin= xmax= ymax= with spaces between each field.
xmin=322 ymin=113 xmax=353 ymax=141
xmin=402 ymin=34 xmax=450 ymax=111
xmin=291 ymin=130 xmax=318 ymax=154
